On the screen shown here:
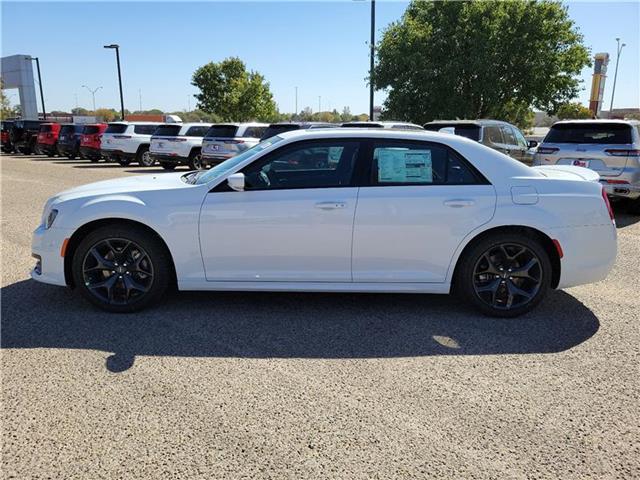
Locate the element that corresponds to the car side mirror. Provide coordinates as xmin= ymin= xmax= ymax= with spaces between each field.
xmin=528 ymin=140 xmax=538 ymax=148
xmin=227 ymin=173 xmax=245 ymax=192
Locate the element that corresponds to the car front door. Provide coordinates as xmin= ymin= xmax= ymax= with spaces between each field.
xmin=352 ymin=140 xmax=496 ymax=283
xmin=512 ymin=126 xmax=533 ymax=164
xmin=199 ymin=139 xmax=361 ymax=282
xmin=499 ymin=125 xmax=522 ymax=161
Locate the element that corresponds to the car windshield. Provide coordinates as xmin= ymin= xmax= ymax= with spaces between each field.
xmin=545 ymin=123 xmax=633 ymax=144
xmin=194 ymin=136 xmax=284 ymax=185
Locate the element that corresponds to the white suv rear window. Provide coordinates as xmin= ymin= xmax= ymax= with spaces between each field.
xmin=545 ymin=123 xmax=633 ymax=144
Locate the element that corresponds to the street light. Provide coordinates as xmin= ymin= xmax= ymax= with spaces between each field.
xmin=24 ymin=56 xmax=46 ymax=120
xmin=103 ymin=44 xmax=125 ymax=120
xmin=82 ymin=85 xmax=102 ymax=112
xmin=369 ymin=0 xmax=375 ymax=121
xmin=609 ymin=37 xmax=626 ymax=116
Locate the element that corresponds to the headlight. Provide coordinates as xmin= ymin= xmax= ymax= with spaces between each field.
xmin=45 ymin=209 xmax=58 ymax=229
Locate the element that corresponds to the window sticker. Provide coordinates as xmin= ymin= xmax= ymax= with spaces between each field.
xmin=377 ymin=148 xmax=433 ymax=183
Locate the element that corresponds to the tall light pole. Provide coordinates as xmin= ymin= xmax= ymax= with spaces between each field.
xmin=103 ymin=44 xmax=125 ymax=120
xmin=369 ymin=0 xmax=375 ymax=120
xmin=609 ymin=37 xmax=626 ymax=116
xmin=25 ymin=56 xmax=46 ymax=119
xmin=82 ymin=85 xmax=102 ymax=112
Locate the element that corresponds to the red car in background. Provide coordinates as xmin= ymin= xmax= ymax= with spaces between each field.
xmin=79 ymin=123 xmax=107 ymax=162
xmin=36 ymin=123 xmax=61 ymax=157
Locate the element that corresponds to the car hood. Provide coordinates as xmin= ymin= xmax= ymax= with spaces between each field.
xmin=54 ymin=172 xmax=194 ymax=202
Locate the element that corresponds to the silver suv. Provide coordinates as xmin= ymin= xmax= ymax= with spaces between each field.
xmin=201 ymin=123 xmax=267 ymax=166
xmin=533 ymin=120 xmax=640 ymax=213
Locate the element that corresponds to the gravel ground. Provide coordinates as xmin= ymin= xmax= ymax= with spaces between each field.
xmin=2 ymin=153 xmax=639 ymax=479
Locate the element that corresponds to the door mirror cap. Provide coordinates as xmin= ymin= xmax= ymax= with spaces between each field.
xmin=227 ymin=173 xmax=245 ymax=191
xmin=528 ymin=140 xmax=538 ymax=148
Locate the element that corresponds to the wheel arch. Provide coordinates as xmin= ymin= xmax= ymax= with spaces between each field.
xmin=450 ymin=225 xmax=561 ymax=291
xmin=64 ymin=218 xmax=177 ymax=288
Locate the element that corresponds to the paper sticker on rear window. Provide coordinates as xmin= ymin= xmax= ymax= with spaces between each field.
xmin=377 ymin=148 xmax=433 ymax=183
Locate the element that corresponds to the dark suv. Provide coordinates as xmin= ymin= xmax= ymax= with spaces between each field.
xmin=57 ymin=124 xmax=85 ymax=159
xmin=424 ymin=119 xmax=535 ymax=165
xmin=9 ymin=120 xmax=44 ymax=155
xmin=260 ymin=122 xmax=333 ymax=141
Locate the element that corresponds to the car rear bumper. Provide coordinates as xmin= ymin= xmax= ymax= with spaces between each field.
xmin=150 ymin=153 xmax=189 ymax=164
xmin=31 ymin=225 xmax=73 ymax=287
xmin=201 ymin=153 xmax=234 ymax=166
xmin=101 ymin=149 xmax=136 ymax=161
xmin=80 ymin=146 xmax=102 ymax=159
xmin=37 ymin=143 xmax=57 ymax=154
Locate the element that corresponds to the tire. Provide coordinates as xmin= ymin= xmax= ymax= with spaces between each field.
xmin=71 ymin=224 xmax=172 ymax=313
xmin=627 ymin=198 xmax=640 ymax=215
xmin=160 ymin=162 xmax=176 ymax=171
xmin=137 ymin=146 xmax=154 ymax=167
xmin=117 ymin=157 xmax=131 ymax=167
xmin=455 ymin=232 xmax=552 ymax=318
xmin=187 ymin=150 xmax=203 ymax=170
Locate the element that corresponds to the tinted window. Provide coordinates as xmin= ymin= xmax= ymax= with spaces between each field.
xmin=242 ymin=140 xmax=359 ymax=190
xmin=184 ymin=126 xmax=209 ymax=137
xmin=205 ymin=125 xmax=238 ymax=138
xmin=342 ymin=122 xmax=384 ymax=128
xmin=134 ymin=124 xmax=159 ymax=135
xmin=500 ymin=125 xmax=517 ymax=145
xmin=512 ymin=127 xmax=528 ymax=148
xmin=84 ymin=126 xmax=100 ymax=134
xmin=545 ymin=123 xmax=633 ymax=144
xmin=370 ymin=141 xmax=480 ymax=185
xmin=74 ymin=125 xmax=86 ymax=134
xmin=424 ymin=123 xmax=481 ymax=141
xmin=39 ymin=125 xmax=53 ymax=133
xmin=261 ymin=124 xmax=300 ymax=140
xmin=105 ymin=124 xmax=128 ymax=134
xmin=154 ymin=125 xmax=182 ymax=136
xmin=484 ymin=126 xmax=503 ymax=145
xmin=60 ymin=125 xmax=75 ymax=135
xmin=243 ymin=126 xmax=266 ymax=138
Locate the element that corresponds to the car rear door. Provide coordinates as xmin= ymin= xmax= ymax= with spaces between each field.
xmin=199 ymin=138 xmax=361 ymax=282
xmin=352 ymin=139 xmax=496 ymax=283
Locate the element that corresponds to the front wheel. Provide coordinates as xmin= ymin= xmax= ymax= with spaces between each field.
xmin=455 ymin=233 xmax=551 ymax=317
xmin=72 ymin=225 xmax=172 ymax=313
xmin=187 ymin=150 xmax=204 ymax=170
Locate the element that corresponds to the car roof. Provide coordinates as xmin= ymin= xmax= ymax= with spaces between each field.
xmin=268 ymin=122 xmax=333 ymax=127
xmin=109 ymin=121 xmax=164 ymax=125
xmin=425 ymin=119 xmax=511 ymax=126
xmin=552 ymin=119 xmax=640 ymax=126
xmin=341 ymin=121 xmax=423 ymax=129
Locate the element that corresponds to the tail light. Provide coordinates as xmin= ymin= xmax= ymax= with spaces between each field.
xmin=94 ymin=134 xmax=101 ymax=142
xmin=46 ymin=132 xmax=53 ymax=139
xmin=113 ymin=135 xmax=131 ymax=139
xmin=225 ymin=139 xmax=245 ymax=144
xmin=536 ymin=147 xmax=559 ymax=155
xmin=601 ymin=186 xmax=615 ymax=223
xmin=169 ymin=137 xmax=187 ymax=142
xmin=603 ymin=179 xmax=630 ymax=185
xmin=605 ymin=149 xmax=640 ymax=157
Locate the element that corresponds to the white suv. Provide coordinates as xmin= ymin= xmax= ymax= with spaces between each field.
xmin=149 ymin=123 xmax=213 ymax=170
xmin=101 ymin=122 xmax=163 ymax=167
xmin=201 ymin=123 xmax=267 ymax=166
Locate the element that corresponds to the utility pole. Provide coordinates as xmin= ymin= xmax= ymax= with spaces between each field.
xmin=369 ymin=0 xmax=375 ymax=120
xmin=318 ymin=96 xmax=321 ymax=113
xmin=82 ymin=85 xmax=102 ymax=112
xmin=139 ymin=89 xmax=142 ymax=111
xmin=609 ymin=37 xmax=626 ymax=116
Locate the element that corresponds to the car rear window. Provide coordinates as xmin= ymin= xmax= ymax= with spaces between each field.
xmin=424 ymin=123 xmax=481 ymax=141
xmin=243 ymin=126 xmax=266 ymax=138
xmin=134 ymin=124 xmax=159 ymax=135
xmin=105 ymin=124 xmax=128 ymax=134
xmin=83 ymin=126 xmax=100 ymax=134
xmin=545 ymin=123 xmax=633 ymax=144
xmin=205 ymin=125 xmax=239 ymax=138
xmin=74 ymin=125 xmax=86 ymax=134
xmin=262 ymin=124 xmax=301 ymax=140
xmin=39 ymin=125 xmax=53 ymax=133
xmin=343 ymin=122 xmax=384 ymax=128
xmin=154 ymin=125 xmax=182 ymax=136
xmin=60 ymin=125 xmax=75 ymax=135
xmin=184 ymin=126 xmax=209 ymax=137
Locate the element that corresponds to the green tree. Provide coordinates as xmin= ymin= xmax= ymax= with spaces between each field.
xmin=374 ymin=0 xmax=590 ymax=126
xmin=1 ymin=81 xmax=16 ymax=120
xmin=191 ymin=57 xmax=277 ymax=122
xmin=556 ymin=102 xmax=593 ymax=120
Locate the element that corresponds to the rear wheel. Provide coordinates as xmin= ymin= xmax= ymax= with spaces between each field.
xmin=72 ymin=225 xmax=171 ymax=313
xmin=137 ymin=146 xmax=155 ymax=167
xmin=187 ymin=150 xmax=204 ymax=170
xmin=455 ymin=233 xmax=551 ymax=317
xmin=160 ymin=162 xmax=176 ymax=170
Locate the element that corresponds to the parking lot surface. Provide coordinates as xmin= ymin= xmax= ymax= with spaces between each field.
xmin=2 ymin=154 xmax=639 ymax=479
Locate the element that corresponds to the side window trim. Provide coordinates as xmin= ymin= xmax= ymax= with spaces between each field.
xmin=358 ymin=139 xmax=491 ymax=187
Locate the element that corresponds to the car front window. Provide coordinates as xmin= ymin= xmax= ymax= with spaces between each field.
xmin=195 ymin=136 xmax=283 ymax=185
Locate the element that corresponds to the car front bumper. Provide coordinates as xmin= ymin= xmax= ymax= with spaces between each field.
xmin=31 ymin=225 xmax=74 ymax=287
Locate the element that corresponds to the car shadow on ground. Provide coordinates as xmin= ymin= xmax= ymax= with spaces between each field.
xmin=613 ymin=204 xmax=639 ymax=228
xmin=1 ymin=279 xmax=599 ymax=373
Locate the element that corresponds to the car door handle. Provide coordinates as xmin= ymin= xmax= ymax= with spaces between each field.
xmin=443 ymin=199 xmax=476 ymax=208
xmin=315 ymin=201 xmax=346 ymax=210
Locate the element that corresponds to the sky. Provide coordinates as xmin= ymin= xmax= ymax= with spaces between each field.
xmin=1 ymin=0 xmax=639 ymax=115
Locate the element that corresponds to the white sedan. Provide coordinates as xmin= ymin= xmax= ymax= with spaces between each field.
xmin=32 ymin=129 xmax=617 ymax=317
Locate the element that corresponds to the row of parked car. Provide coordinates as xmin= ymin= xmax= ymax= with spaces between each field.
xmin=2 ymin=116 xmax=638 ymax=211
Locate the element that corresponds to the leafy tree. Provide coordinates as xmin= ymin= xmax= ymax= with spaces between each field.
xmin=374 ymin=0 xmax=590 ymax=126
xmin=94 ymin=108 xmax=120 ymax=122
xmin=556 ymin=102 xmax=593 ymax=120
xmin=1 ymin=79 xmax=18 ymax=120
xmin=191 ymin=57 xmax=278 ymax=122
xmin=340 ymin=106 xmax=353 ymax=122
xmin=71 ymin=107 xmax=90 ymax=116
